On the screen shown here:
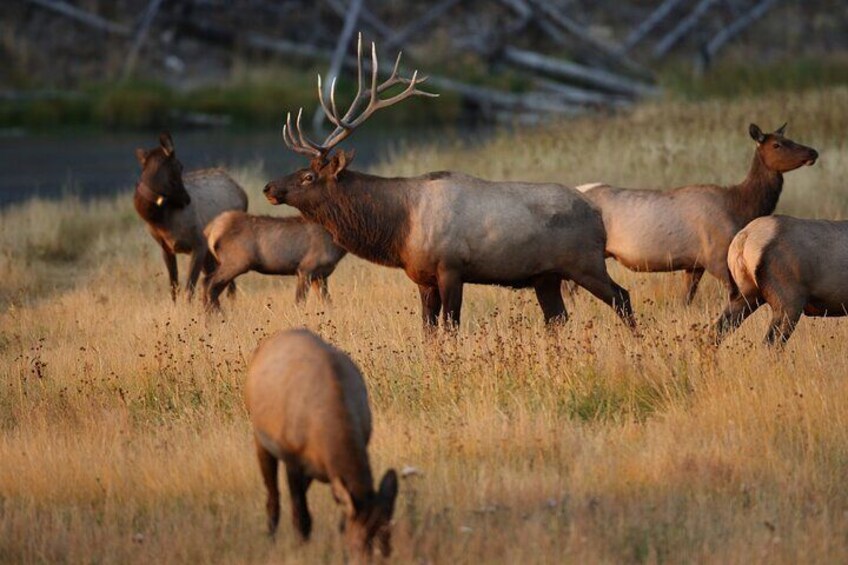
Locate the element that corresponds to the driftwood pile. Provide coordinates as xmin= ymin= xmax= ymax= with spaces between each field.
xmin=22 ymin=0 xmax=783 ymax=123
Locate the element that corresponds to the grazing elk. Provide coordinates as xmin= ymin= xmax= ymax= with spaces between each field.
xmin=134 ymin=132 xmax=248 ymax=301
xmin=263 ymin=35 xmax=635 ymax=331
xmin=714 ymin=215 xmax=848 ymax=346
xmin=203 ymin=211 xmax=346 ymax=309
xmin=246 ymin=329 xmax=399 ymax=559
xmin=577 ymin=124 xmax=818 ymax=304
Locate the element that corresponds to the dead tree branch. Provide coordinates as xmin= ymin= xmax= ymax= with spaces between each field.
xmin=702 ymin=0 xmax=780 ymax=62
xmin=653 ymin=0 xmax=719 ymax=59
xmin=122 ymin=0 xmax=166 ymax=82
xmin=26 ymin=0 xmax=131 ymax=36
xmin=621 ymin=0 xmax=687 ymax=53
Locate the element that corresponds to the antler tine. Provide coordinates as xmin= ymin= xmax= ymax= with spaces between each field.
xmin=294 ymin=108 xmax=324 ymax=153
xmin=283 ymin=112 xmax=321 ymax=157
xmin=317 ymin=75 xmax=344 ymax=129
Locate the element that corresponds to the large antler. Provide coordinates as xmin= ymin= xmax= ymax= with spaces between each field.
xmin=282 ymin=33 xmax=438 ymax=160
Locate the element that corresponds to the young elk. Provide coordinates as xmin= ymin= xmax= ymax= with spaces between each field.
xmin=264 ymin=35 xmax=635 ymax=332
xmin=203 ymin=211 xmax=346 ymax=309
xmin=577 ymin=124 xmax=818 ymax=304
xmin=714 ymin=215 xmax=848 ymax=346
xmin=134 ymin=132 xmax=248 ymax=301
xmin=246 ymin=329 xmax=399 ymax=559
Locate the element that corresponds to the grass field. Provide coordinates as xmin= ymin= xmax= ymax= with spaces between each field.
xmin=2 ymin=86 xmax=848 ymax=563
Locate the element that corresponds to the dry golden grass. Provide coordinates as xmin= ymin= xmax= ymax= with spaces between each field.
xmin=2 ymin=87 xmax=848 ymax=564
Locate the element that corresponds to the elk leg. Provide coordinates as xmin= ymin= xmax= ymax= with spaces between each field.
xmin=713 ymin=288 xmax=761 ymax=344
xmin=570 ymin=270 xmax=636 ymax=330
xmin=226 ymin=281 xmax=237 ymax=298
xmin=284 ymin=462 xmax=313 ymax=541
xmin=683 ymin=268 xmax=705 ymax=305
xmin=256 ymin=439 xmax=280 ymax=537
xmin=204 ymin=264 xmax=245 ymax=311
xmin=295 ymin=273 xmax=309 ymax=304
xmin=311 ymin=277 xmax=331 ymax=304
xmin=437 ymin=271 xmax=463 ymax=329
xmin=764 ymin=301 xmax=804 ymax=346
xmin=418 ymin=284 xmax=442 ymax=328
xmin=185 ymin=248 xmax=207 ymax=302
xmin=534 ymin=276 xmax=568 ymax=325
xmin=159 ymin=241 xmax=179 ymax=302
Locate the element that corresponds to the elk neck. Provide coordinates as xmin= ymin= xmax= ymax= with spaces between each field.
xmin=728 ymin=151 xmax=784 ymax=223
xmin=306 ymin=171 xmax=413 ymax=268
xmin=133 ymin=182 xmax=166 ymax=224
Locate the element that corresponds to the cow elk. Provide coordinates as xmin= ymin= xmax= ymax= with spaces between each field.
xmin=203 ymin=211 xmax=346 ymax=309
xmin=134 ymin=132 xmax=248 ymax=301
xmin=714 ymin=215 xmax=848 ymax=346
xmin=577 ymin=123 xmax=818 ymax=304
xmin=246 ymin=329 xmax=398 ymax=559
xmin=263 ymin=34 xmax=636 ymax=332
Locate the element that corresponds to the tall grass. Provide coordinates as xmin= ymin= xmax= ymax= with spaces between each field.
xmin=1 ymin=87 xmax=848 ymax=563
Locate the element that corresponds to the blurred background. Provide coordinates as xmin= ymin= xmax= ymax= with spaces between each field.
xmin=1 ymin=0 xmax=846 ymax=206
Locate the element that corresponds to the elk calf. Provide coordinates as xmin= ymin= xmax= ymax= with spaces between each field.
xmin=134 ymin=132 xmax=248 ymax=301
xmin=203 ymin=211 xmax=346 ymax=309
xmin=246 ymin=329 xmax=398 ymax=558
xmin=714 ymin=215 xmax=848 ymax=345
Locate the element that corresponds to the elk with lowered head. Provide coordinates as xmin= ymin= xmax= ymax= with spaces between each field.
xmin=134 ymin=132 xmax=248 ymax=301
xmin=203 ymin=211 xmax=346 ymax=309
xmin=714 ymin=215 xmax=848 ymax=346
xmin=246 ymin=328 xmax=398 ymax=559
xmin=577 ymin=123 xmax=818 ymax=304
xmin=264 ymin=35 xmax=636 ymax=331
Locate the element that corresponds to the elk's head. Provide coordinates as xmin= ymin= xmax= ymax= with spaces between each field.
xmin=749 ymin=123 xmax=818 ymax=173
xmin=332 ymin=470 xmax=399 ymax=559
xmin=264 ymin=34 xmax=437 ymax=212
xmin=135 ymin=132 xmax=190 ymax=208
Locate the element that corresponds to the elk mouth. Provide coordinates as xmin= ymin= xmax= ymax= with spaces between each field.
xmin=804 ymin=158 xmax=817 ymax=166
xmin=265 ymin=193 xmax=280 ymax=205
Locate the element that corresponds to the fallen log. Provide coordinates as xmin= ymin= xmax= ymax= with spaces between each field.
xmin=26 ymin=0 xmax=130 ymax=36
xmin=652 ymin=0 xmax=719 ymax=59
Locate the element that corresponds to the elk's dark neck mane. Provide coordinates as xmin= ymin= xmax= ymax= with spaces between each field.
xmin=304 ymin=170 xmax=413 ymax=268
xmin=728 ymin=151 xmax=783 ymax=222
xmin=133 ymin=186 xmax=165 ymax=224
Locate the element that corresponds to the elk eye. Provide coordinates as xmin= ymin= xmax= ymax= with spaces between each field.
xmin=303 ymin=173 xmax=314 ymax=183
xmin=772 ymin=142 xmax=781 ymax=149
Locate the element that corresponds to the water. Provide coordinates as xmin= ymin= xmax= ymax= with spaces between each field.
xmin=0 ymin=126 xmax=485 ymax=208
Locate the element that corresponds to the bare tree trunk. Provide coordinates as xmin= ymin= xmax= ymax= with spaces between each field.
xmin=652 ymin=0 xmax=719 ymax=59
xmin=122 ymin=0 xmax=165 ymax=82
xmin=702 ymin=0 xmax=780 ymax=63
xmin=621 ymin=0 xmax=687 ymax=53
xmin=26 ymin=0 xmax=130 ymax=36
xmin=312 ymin=0 xmax=363 ymax=130
xmin=383 ymin=0 xmax=464 ymax=52
xmin=502 ymin=47 xmax=657 ymax=97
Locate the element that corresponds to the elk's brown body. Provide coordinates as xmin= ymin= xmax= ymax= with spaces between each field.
xmin=578 ymin=124 xmax=818 ymax=304
xmin=134 ymin=133 xmax=248 ymax=301
xmin=715 ymin=215 xmax=848 ymax=345
xmin=203 ymin=211 xmax=346 ymax=309
xmin=246 ymin=329 xmax=398 ymax=558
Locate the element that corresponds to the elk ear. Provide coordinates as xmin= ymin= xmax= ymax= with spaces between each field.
xmin=378 ymin=469 xmax=399 ymax=518
xmin=135 ymin=148 xmax=147 ymax=167
xmin=749 ymin=124 xmax=766 ymax=144
xmin=331 ymin=477 xmax=357 ymax=519
xmin=774 ymin=122 xmax=787 ymax=136
xmin=331 ymin=149 xmax=355 ymax=179
xmin=159 ymin=131 xmax=175 ymax=156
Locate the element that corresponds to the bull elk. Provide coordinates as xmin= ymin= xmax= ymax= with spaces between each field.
xmin=246 ymin=329 xmax=398 ymax=559
xmin=714 ymin=215 xmax=848 ymax=346
xmin=577 ymin=124 xmax=818 ymax=304
xmin=134 ymin=132 xmax=248 ymax=301
xmin=263 ymin=34 xmax=635 ymax=331
xmin=203 ymin=211 xmax=346 ymax=310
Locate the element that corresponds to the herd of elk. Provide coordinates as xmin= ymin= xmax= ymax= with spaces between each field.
xmin=126 ymin=32 xmax=840 ymax=560
xmin=577 ymin=123 xmax=818 ymax=305
xmin=203 ymin=211 xmax=346 ymax=310
xmin=134 ymin=132 xmax=248 ymax=301
xmin=263 ymin=35 xmax=636 ymax=331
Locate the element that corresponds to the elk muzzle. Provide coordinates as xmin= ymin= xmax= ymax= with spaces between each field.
xmin=263 ymin=181 xmax=285 ymax=205
xmin=805 ymin=149 xmax=819 ymax=166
